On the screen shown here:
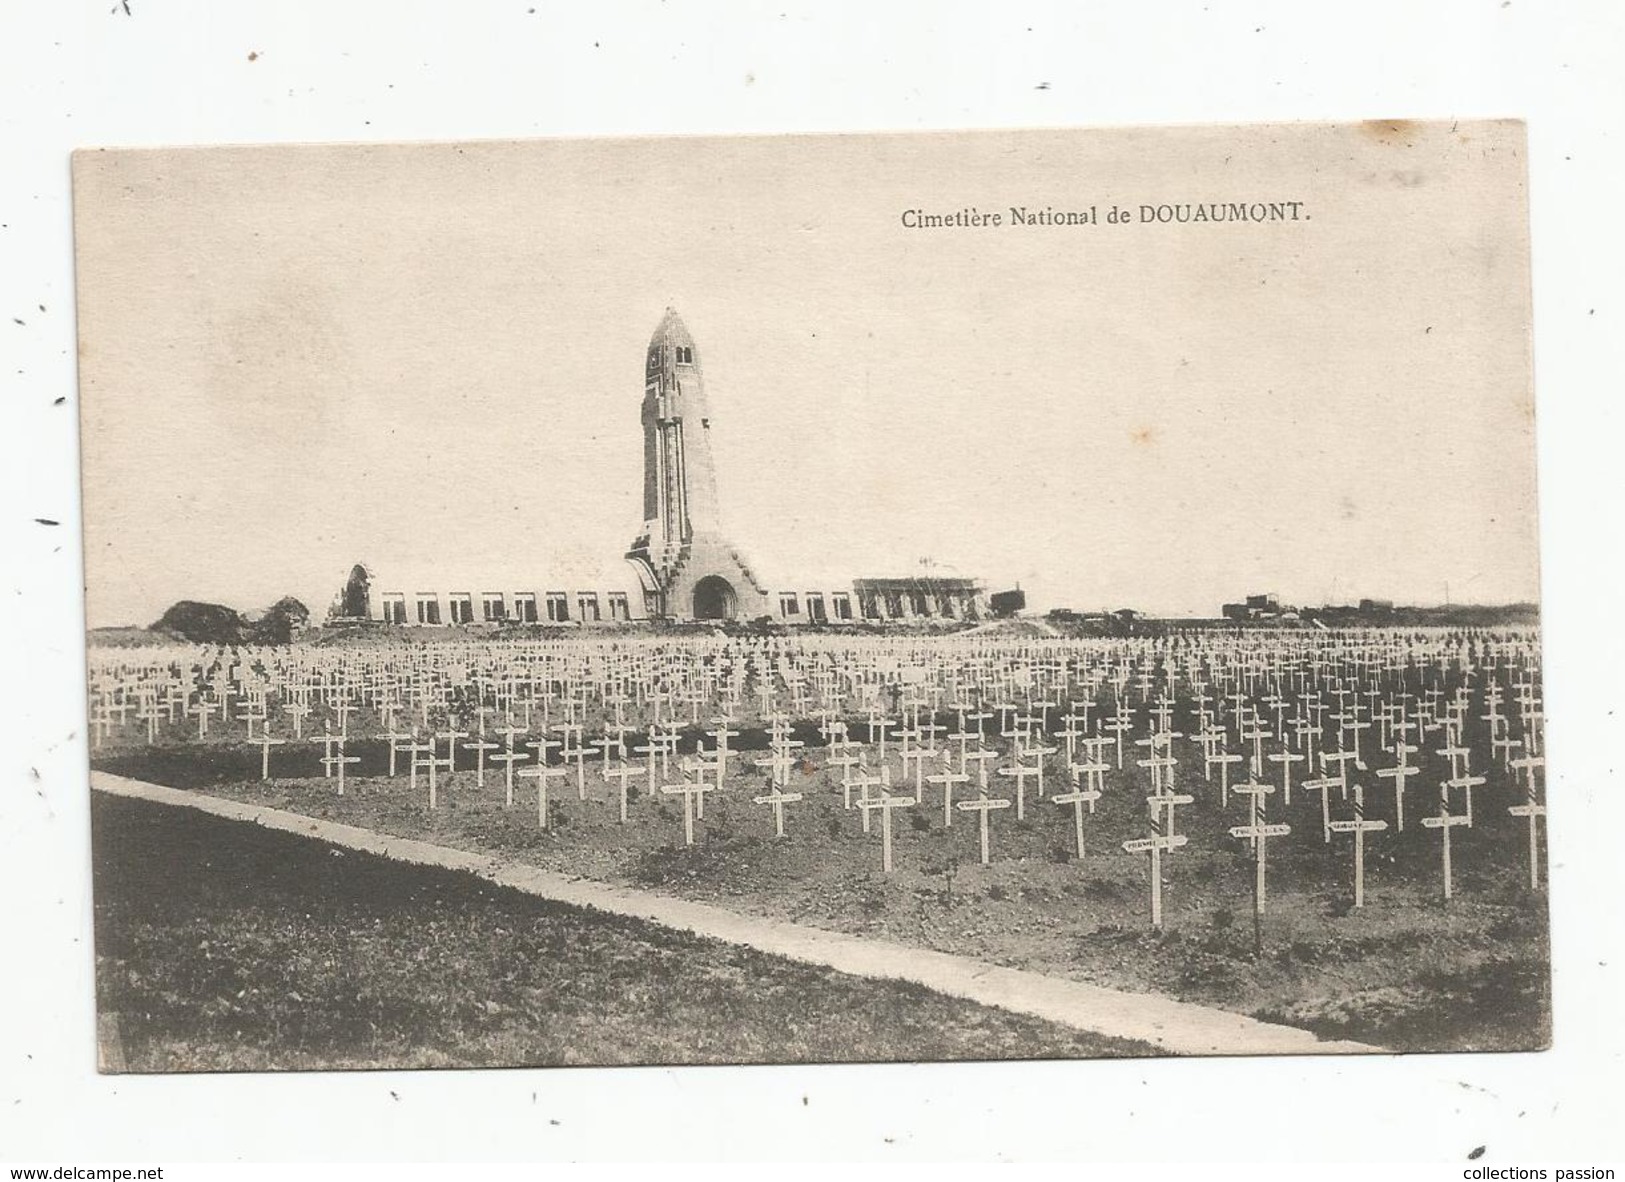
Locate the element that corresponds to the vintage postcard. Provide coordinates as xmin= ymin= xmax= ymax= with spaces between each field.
xmin=73 ymin=121 xmax=1545 ymax=1072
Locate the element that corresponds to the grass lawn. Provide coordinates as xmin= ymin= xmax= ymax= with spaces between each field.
xmin=91 ymin=793 xmax=1157 ymax=1071
xmin=95 ymin=709 xmax=1552 ymax=1054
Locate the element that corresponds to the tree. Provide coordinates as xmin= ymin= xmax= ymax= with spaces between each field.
xmin=152 ymin=601 xmax=248 ymax=645
xmin=251 ymin=596 xmax=310 ymax=644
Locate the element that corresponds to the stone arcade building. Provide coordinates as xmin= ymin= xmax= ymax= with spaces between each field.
xmin=346 ymin=308 xmax=985 ymax=627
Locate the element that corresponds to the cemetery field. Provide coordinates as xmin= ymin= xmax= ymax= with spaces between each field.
xmin=93 ymin=723 xmax=1549 ymax=1055
xmin=87 ymin=628 xmax=1550 ymax=1059
xmin=92 ymin=792 xmax=1153 ymax=1071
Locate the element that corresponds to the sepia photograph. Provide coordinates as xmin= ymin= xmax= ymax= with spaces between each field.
xmin=72 ymin=120 xmax=1547 ymax=1074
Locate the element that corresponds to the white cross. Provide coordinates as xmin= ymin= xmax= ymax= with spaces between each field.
xmin=605 ymin=760 xmax=648 ymax=825
xmin=662 ymin=777 xmax=714 ymax=846
xmin=1327 ymin=788 xmax=1387 ymax=908
xmin=858 ymin=790 xmax=915 ymax=873
xmin=1052 ymin=783 xmax=1102 ymax=861
xmin=518 ymin=760 xmax=568 ymax=830
xmin=956 ymin=794 xmax=1011 ymax=866
xmin=1420 ymin=787 xmax=1472 ymax=901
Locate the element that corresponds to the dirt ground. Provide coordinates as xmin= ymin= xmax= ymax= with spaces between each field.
xmin=92 ymin=792 xmax=1154 ymax=1071
xmin=93 ymin=707 xmax=1551 ymax=1054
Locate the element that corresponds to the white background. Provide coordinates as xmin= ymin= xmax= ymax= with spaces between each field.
xmin=3 ymin=0 xmax=1622 ymax=1165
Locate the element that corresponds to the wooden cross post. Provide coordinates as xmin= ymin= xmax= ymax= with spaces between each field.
xmin=961 ymin=745 xmax=997 ymax=791
xmin=998 ymin=759 xmax=1042 ymax=820
xmin=561 ymin=736 xmax=591 ymax=800
xmin=236 ymin=704 xmax=265 ymax=741
xmin=1147 ymin=788 xmax=1195 ymax=840
xmin=1103 ymin=709 xmax=1133 ymax=769
xmin=1507 ymin=794 xmax=1547 ymax=891
xmin=662 ymin=778 xmax=714 ymax=846
xmin=1122 ymin=814 xmax=1189 ymax=931
xmin=1508 ymin=749 xmax=1544 ymax=804
xmin=1375 ymin=746 xmax=1421 ymax=831
xmin=927 ymin=762 xmax=970 ymax=828
xmin=1446 ymin=770 xmax=1487 ymax=828
xmin=283 ymin=700 xmax=311 ymax=740
xmin=381 ymin=726 xmax=414 ymax=777
xmin=900 ymin=741 xmax=939 ymax=803
xmin=1230 ymin=781 xmax=1272 ymax=851
xmin=416 ymin=735 xmax=446 ymax=807
xmin=462 ymin=735 xmax=499 ymax=788
xmin=1327 ymin=787 xmax=1387 ymax=908
xmin=828 ymin=744 xmax=862 ymax=805
xmin=1241 ymin=722 xmax=1272 ymax=779
xmin=255 ymin=732 xmax=285 ymax=780
xmin=1228 ymin=785 xmax=1289 ymax=950
xmin=753 ymin=784 xmax=805 ymax=839
xmin=846 ymin=763 xmax=886 ymax=833
xmin=605 ymin=760 xmax=648 ymax=824
xmin=1266 ymin=748 xmax=1304 ymax=807
xmin=657 ymin=725 xmax=682 ymax=781
xmin=319 ymin=722 xmax=341 ymax=779
xmin=1420 ymin=787 xmax=1472 ymax=901
xmin=1068 ymin=755 xmax=1111 ymax=812
xmin=1322 ymin=749 xmax=1360 ymax=800
xmin=753 ymin=746 xmax=794 ymax=791
xmin=708 ymin=717 xmax=740 ymax=782
xmin=859 ymin=791 xmax=915 ymax=872
xmin=322 ymin=734 xmax=360 ymax=797
xmin=1052 ymin=782 xmax=1102 ymax=860
xmin=1211 ymin=748 xmax=1244 ymax=809
xmin=488 ymin=725 xmax=530 ymax=808
xmin=1136 ymin=752 xmax=1178 ymax=797
xmin=134 ymin=700 xmax=162 ymax=745
xmin=684 ymin=751 xmax=721 ymax=817
xmin=592 ymin=735 xmax=619 ymax=776
xmin=1300 ymin=774 xmax=1338 ymax=843
xmin=956 ymin=794 xmax=1012 ymax=866
xmin=633 ymin=735 xmax=660 ymax=785
xmin=406 ymin=733 xmax=431 ymax=794
xmin=518 ymin=761 xmax=568 ymax=830
xmin=188 ymin=698 xmax=216 ymax=740
xmin=1027 ymin=741 xmax=1059 ymax=799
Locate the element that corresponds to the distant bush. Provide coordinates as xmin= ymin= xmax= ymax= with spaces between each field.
xmin=153 ymin=601 xmax=249 ymax=645
xmin=151 ymin=595 xmax=310 ymax=645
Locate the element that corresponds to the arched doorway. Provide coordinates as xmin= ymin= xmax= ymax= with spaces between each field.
xmin=692 ymin=575 xmax=738 ymax=621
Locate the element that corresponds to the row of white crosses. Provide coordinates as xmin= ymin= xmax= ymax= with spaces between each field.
xmin=87 ymin=629 xmax=1539 ymax=765
xmin=87 ymin=628 xmax=1545 ymax=917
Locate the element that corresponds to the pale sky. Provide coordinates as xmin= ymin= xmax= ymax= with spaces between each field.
xmin=73 ymin=122 xmax=1540 ymax=627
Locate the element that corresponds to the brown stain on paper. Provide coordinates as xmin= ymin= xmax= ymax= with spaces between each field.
xmin=1361 ymin=119 xmax=1419 ymax=147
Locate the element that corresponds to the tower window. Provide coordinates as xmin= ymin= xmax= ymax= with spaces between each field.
xmin=676 ymin=346 xmax=694 ymax=365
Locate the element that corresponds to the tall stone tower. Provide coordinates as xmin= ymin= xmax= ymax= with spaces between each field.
xmin=626 ymin=307 xmax=769 ymax=621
